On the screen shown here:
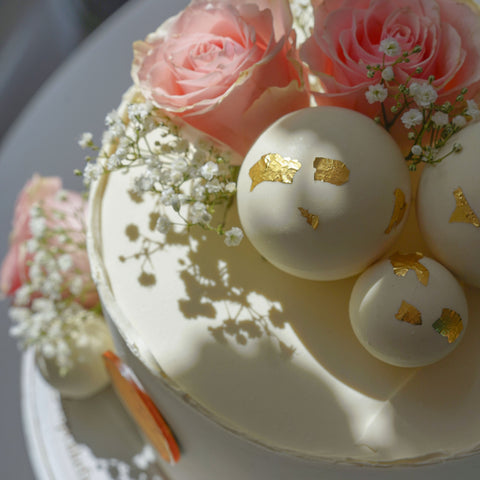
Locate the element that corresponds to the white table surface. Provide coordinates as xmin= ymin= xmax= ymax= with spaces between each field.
xmin=0 ymin=1 xmax=187 ymax=478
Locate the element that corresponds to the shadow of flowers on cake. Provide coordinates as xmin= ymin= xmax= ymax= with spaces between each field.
xmin=117 ymin=204 xmax=296 ymax=358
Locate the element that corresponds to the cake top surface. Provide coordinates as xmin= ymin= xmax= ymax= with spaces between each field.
xmin=90 ymin=159 xmax=480 ymax=464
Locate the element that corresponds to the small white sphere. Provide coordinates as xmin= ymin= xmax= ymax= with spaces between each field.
xmin=417 ymin=123 xmax=480 ymax=287
xmin=349 ymin=254 xmax=468 ymax=367
xmin=236 ymin=106 xmax=411 ymax=280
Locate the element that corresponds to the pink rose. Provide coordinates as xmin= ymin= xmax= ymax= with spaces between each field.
xmin=1 ymin=175 xmax=98 ymax=309
xmin=131 ymin=0 xmax=310 ymax=158
xmin=301 ymin=0 xmax=480 ymax=126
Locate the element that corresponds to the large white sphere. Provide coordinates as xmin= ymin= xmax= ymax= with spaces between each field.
xmin=417 ymin=123 xmax=480 ymax=287
xmin=349 ymin=254 xmax=468 ymax=367
xmin=237 ymin=106 xmax=411 ymax=280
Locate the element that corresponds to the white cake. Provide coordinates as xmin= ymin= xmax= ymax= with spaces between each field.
xmin=87 ymin=93 xmax=480 ymax=478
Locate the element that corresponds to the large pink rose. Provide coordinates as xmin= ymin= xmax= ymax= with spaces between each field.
xmin=1 ymin=175 xmax=98 ymax=308
xmin=301 ymin=0 xmax=480 ymax=121
xmin=131 ymin=0 xmax=310 ymax=158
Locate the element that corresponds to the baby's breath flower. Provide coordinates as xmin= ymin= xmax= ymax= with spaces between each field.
xmin=26 ymin=239 xmax=39 ymax=253
xmin=69 ymin=277 xmax=84 ymax=296
xmin=41 ymin=272 xmax=63 ymax=299
xmin=160 ymin=187 xmax=176 ymax=206
xmin=30 ymin=216 xmax=47 ymax=239
xmin=192 ymin=184 xmax=206 ymax=201
xmin=29 ymin=264 xmax=43 ymax=286
xmin=156 ymin=216 xmax=172 ymax=234
xmin=290 ymin=0 xmax=314 ymax=43
xmin=401 ymin=108 xmax=423 ymax=129
xmin=171 ymin=157 xmax=189 ymax=174
xmin=14 ymin=285 xmax=32 ymax=307
xmin=379 ymin=37 xmax=401 ymax=57
xmin=190 ymin=202 xmax=212 ymax=224
xmin=466 ymin=99 xmax=480 ymax=120
xmin=431 ymin=111 xmax=449 ymax=127
xmin=453 ymin=115 xmax=467 ymax=128
xmin=105 ymin=110 xmax=120 ymax=127
xmin=169 ymin=170 xmax=184 ymax=186
xmin=82 ymin=104 xmax=242 ymax=249
xmin=205 ymin=178 xmax=223 ymax=194
xmin=200 ymin=161 xmax=220 ymax=180
xmin=381 ymin=66 xmax=394 ymax=82
xmin=58 ymin=254 xmax=73 ymax=272
xmin=30 ymin=204 xmax=42 ymax=218
xmin=83 ymin=162 xmax=104 ymax=186
xmin=225 ymin=182 xmax=237 ymax=194
xmin=409 ymin=82 xmax=438 ymax=107
xmin=224 ymin=227 xmax=243 ymax=247
xmin=365 ymin=84 xmax=388 ymax=104
xmin=411 ymin=144 xmax=423 ymax=156
xmin=78 ymin=132 xmax=93 ymax=149
xmin=105 ymin=154 xmax=122 ymax=170
xmin=170 ymin=194 xmax=184 ymax=212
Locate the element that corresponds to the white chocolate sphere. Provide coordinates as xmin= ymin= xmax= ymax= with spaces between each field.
xmin=236 ymin=106 xmax=411 ymax=280
xmin=349 ymin=254 xmax=468 ymax=367
xmin=417 ymin=123 xmax=480 ymax=287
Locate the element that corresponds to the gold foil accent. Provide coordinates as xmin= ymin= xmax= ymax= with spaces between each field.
xmin=395 ymin=300 xmax=422 ymax=325
xmin=313 ymin=157 xmax=350 ymax=185
xmin=298 ymin=207 xmax=319 ymax=230
xmin=432 ymin=308 xmax=464 ymax=344
xmin=389 ymin=252 xmax=429 ymax=286
xmin=385 ymin=188 xmax=407 ymax=234
xmin=249 ymin=153 xmax=301 ymax=191
xmin=449 ymin=187 xmax=480 ymax=227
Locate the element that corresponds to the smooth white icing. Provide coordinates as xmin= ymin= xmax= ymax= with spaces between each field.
xmin=91 ymin=159 xmax=480 ymax=464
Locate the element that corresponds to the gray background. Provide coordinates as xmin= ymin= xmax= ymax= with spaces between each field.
xmin=0 ymin=1 xmax=126 ymax=478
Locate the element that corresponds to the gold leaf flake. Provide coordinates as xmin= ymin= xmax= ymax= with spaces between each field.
xmin=298 ymin=207 xmax=319 ymax=230
xmin=249 ymin=153 xmax=302 ymax=191
xmin=395 ymin=300 xmax=422 ymax=325
xmin=313 ymin=157 xmax=350 ymax=185
xmin=449 ymin=187 xmax=480 ymax=227
xmin=389 ymin=252 xmax=429 ymax=286
xmin=385 ymin=188 xmax=407 ymax=234
xmin=432 ymin=308 xmax=464 ymax=343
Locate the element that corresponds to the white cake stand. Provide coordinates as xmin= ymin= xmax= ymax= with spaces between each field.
xmin=21 ymin=348 xmax=168 ymax=480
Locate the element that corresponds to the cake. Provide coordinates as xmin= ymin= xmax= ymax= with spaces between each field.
xmin=4 ymin=0 xmax=480 ymax=478
xmin=83 ymin=0 xmax=480 ymax=478
xmin=87 ymin=130 xmax=480 ymax=479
